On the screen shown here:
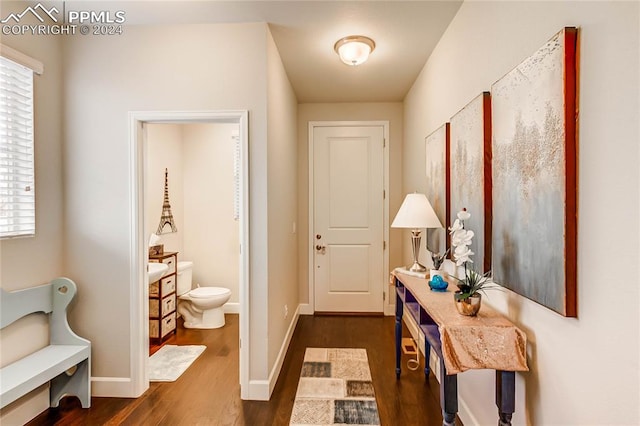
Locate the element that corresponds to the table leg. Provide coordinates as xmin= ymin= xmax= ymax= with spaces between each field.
xmin=496 ymin=370 xmax=515 ymax=426
xmin=395 ymin=288 xmax=403 ymax=379
xmin=424 ymin=340 xmax=431 ymax=380
xmin=440 ymin=357 xmax=458 ymax=426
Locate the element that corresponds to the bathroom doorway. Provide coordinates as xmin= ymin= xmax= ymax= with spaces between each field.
xmin=129 ymin=111 xmax=250 ymax=399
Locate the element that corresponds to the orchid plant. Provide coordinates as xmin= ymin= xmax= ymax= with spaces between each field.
xmin=449 ymin=209 xmax=495 ymax=301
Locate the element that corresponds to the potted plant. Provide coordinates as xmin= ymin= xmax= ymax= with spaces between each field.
xmin=448 ymin=209 xmax=496 ymax=316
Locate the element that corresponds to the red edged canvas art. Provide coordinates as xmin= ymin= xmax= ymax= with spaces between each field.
xmin=449 ymin=92 xmax=492 ymax=273
xmin=491 ymin=27 xmax=578 ymax=317
xmin=425 ymin=123 xmax=450 ymax=256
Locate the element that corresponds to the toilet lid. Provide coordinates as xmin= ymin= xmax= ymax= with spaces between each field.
xmin=190 ymin=287 xmax=230 ymax=298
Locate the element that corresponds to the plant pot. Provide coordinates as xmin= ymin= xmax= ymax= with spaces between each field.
xmin=454 ymin=292 xmax=481 ymax=316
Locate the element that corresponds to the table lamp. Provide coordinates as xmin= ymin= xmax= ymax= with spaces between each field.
xmin=391 ymin=193 xmax=442 ymax=272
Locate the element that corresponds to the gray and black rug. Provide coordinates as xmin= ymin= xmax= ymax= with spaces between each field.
xmin=290 ymin=348 xmax=380 ymax=426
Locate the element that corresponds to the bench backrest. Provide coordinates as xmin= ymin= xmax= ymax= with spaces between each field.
xmin=0 ymin=278 xmax=88 ymax=346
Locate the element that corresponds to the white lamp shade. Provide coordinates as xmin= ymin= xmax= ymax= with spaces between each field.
xmin=391 ymin=193 xmax=442 ymax=229
xmin=338 ymin=41 xmax=371 ymax=65
xmin=334 ymin=36 xmax=375 ymax=66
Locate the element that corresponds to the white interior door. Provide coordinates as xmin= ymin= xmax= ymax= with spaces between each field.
xmin=313 ymin=125 xmax=384 ymax=312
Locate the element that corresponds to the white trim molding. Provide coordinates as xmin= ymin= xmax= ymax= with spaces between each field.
xmin=0 ymin=43 xmax=43 ymax=75
xmin=128 ymin=110 xmax=250 ymax=399
xmin=246 ymin=304 xmax=301 ymax=400
xmin=91 ymin=377 xmax=137 ymax=398
xmin=223 ymin=303 xmax=240 ymax=314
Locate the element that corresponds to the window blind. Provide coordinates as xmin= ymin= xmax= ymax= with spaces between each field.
xmin=0 ymin=55 xmax=35 ymax=238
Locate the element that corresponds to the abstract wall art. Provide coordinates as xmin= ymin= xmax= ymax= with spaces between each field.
xmin=449 ymin=92 xmax=492 ymax=273
xmin=425 ymin=123 xmax=450 ymax=256
xmin=491 ymin=27 xmax=578 ymax=317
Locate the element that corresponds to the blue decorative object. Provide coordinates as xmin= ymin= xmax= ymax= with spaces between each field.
xmin=429 ymin=275 xmax=448 ymax=292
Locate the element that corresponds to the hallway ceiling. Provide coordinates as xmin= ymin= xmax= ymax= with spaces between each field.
xmin=101 ymin=1 xmax=463 ymax=103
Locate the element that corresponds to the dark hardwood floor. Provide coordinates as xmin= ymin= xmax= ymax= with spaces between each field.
xmin=29 ymin=314 xmax=457 ymax=425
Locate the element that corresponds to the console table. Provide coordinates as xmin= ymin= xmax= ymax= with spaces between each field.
xmin=393 ymin=271 xmax=528 ymax=426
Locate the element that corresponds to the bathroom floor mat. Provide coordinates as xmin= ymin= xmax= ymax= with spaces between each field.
xmin=148 ymin=344 xmax=206 ymax=382
xmin=289 ymin=348 xmax=380 ymax=425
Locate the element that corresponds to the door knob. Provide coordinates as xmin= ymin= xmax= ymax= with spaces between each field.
xmin=316 ymin=234 xmax=322 ymax=240
xmin=315 ymin=244 xmax=326 ymax=254
xmin=315 ymin=245 xmax=324 ymax=250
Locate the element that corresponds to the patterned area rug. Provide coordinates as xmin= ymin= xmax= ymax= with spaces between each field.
xmin=148 ymin=345 xmax=206 ymax=382
xmin=290 ymin=348 xmax=380 ymax=426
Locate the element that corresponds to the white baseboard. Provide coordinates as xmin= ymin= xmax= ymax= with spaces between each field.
xmin=458 ymin=395 xmax=479 ymax=426
xmin=268 ymin=304 xmax=301 ymax=395
xmin=246 ymin=379 xmax=270 ymax=400
xmin=384 ymin=303 xmax=395 ymax=316
xmin=298 ymin=303 xmax=313 ymax=315
xmin=91 ymin=376 xmax=138 ymax=398
xmin=243 ymin=304 xmax=300 ymax=401
xmin=223 ymin=302 xmax=240 ymax=314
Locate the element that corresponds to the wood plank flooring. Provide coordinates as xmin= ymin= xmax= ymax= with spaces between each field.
xmin=28 ymin=314 xmax=458 ymax=425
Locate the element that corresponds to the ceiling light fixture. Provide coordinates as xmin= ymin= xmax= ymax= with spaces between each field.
xmin=334 ymin=35 xmax=376 ymax=66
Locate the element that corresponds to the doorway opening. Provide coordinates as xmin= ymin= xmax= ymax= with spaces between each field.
xmin=129 ymin=110 xmax=249 ymax=398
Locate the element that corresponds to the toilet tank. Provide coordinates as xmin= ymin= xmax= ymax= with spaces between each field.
xmin=176 ymin=261 xmax=193 ymax=296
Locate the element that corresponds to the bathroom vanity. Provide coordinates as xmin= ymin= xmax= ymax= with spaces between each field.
xmin=149 ymin=252 xmax=178 ymax=344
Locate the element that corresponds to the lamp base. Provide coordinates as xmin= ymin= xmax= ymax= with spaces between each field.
xmin=407 ymin=262 xmax=427 ymax=273
xmin=394 ymin=266 xmax=427 ymax=279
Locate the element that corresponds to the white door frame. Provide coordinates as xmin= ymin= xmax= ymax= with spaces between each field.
xmin=307 ymin=121 xmax=390 ymax=314
xmin=128 ymin=110 xmax=250 ymax=398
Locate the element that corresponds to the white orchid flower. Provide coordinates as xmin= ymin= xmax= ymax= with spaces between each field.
xmin=454 ymin=246 xmax=475 ymax=266
xmin=454 ymin=244 xmax=474 ymax=257
xmin=452 ymin=229 xmax=474 ymax=247
xmin=449 ymin=218 xmax=463 ymax=234
xmin=455 ymin=254 xmax=474 ymax=266
xmin=457 ymin=210 xmax=471 ymax=221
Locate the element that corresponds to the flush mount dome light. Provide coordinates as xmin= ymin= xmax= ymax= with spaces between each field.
xmin=334 ymin=35 xmax=376 ymax=66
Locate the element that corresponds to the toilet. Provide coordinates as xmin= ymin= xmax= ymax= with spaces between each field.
xmin=176 ymin=261 xmax=231 ymax=329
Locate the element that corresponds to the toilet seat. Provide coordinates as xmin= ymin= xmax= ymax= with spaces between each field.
xmin=190 ymin=287 xmax=230 ymax=298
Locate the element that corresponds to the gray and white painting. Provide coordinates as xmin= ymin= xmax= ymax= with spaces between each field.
xmin=425 ymin=124 xmax=447 ymax=255
xmin=491 ymin=29 xmax=572 ymax=315
xmin=450 ymin=93 xmax=491 ymax=273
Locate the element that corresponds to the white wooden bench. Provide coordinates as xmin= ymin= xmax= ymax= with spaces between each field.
xmin=0 ymin=277 xmax=91 ymax=409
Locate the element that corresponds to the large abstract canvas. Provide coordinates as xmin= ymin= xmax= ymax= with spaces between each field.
xmin=491 ymin=27 xmax=578 ymax=317
xmin=450 ymin=92 xmax=492 ymax=273
xmin=425 ymin=123 xmax=449 ymax=255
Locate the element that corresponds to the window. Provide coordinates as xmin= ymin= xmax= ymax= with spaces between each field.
xmin=0 ymin=48 xmax=39 ymax=238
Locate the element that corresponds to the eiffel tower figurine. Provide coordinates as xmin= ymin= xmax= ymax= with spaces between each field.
xmin=157 ymin=168 xmax=177 ymax=234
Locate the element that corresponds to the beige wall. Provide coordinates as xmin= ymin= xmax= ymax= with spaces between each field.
xmin=297 ymin=103 xmax=404 ymax=309
xmin=145 ymin=124 xmax=184 ymax=255
xmin=0 ymin=10 xmax=65 ymax=424
xmin=182 ymin=123 xmax=240 ymax=302
xmin=266 ymin=29 xmax=299 ymax=378
xmin=404 ymin=1 xmax=639 ymax=424
xmin=145 ymin=123 xmax=240 ymax=302
xmin=63 ymin=22 xmax=271 ymax=388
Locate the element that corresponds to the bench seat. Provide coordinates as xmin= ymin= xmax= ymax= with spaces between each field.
xmin=0 ymin=278 xmax=91 ymax=410
xmin=1 ymin=345 xmax=90 ymax=408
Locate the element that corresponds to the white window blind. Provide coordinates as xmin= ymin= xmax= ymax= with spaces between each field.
xmin=0 ymin=55 xmax=35 ymax=238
